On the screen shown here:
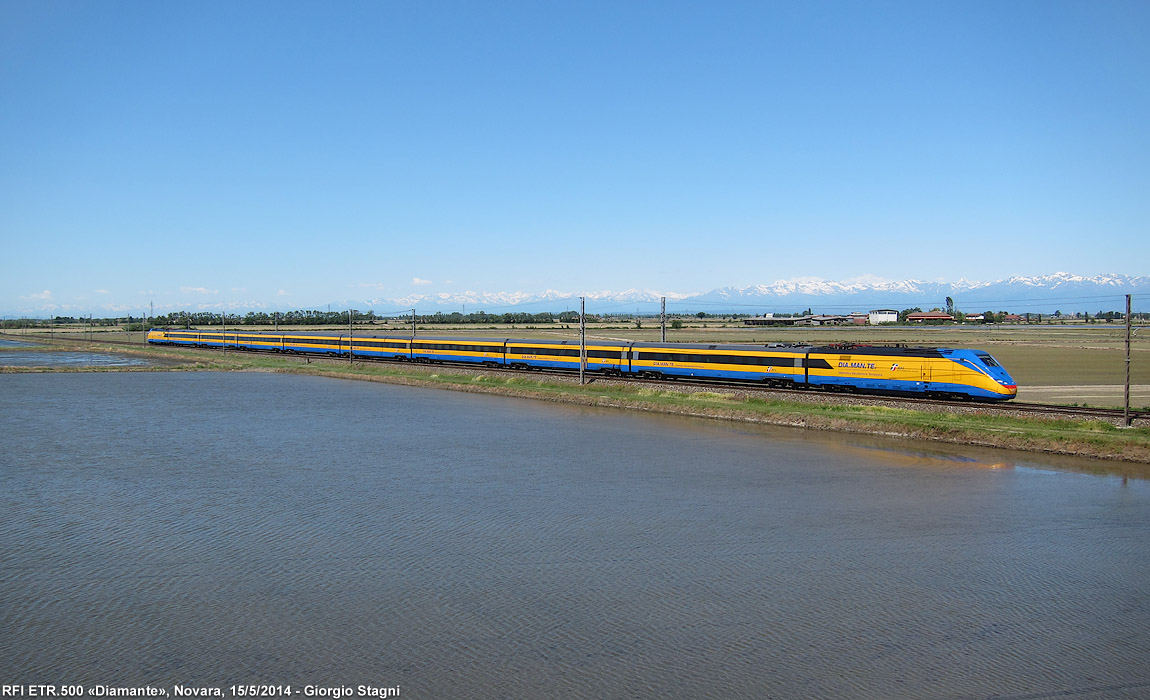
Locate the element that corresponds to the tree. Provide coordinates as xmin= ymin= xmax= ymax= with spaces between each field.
xmin=945 ymin=296 xmax=954 ymax=314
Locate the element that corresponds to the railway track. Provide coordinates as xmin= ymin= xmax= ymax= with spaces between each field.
xmin=11 ymin=334 xmax=1148 ymax=425
xmin=600 ymin=374 xmax=1148 ymax=423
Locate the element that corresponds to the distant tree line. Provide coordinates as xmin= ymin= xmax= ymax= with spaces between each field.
xmin=2 ymin=315 xmax=143 ymax=329
xmin=142 ymin=309 xmax=599 ymax=328
xmin=4 ymin=308 xmax=1148 ymax=330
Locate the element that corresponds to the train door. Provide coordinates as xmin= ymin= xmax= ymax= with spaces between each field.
xmin=920 ymin=361 xmax=931 ymax=386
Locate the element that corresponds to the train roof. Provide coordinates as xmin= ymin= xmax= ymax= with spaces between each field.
xmin=409 ymin=335 xmax=509 ymax=343
xmin=504 ymin=338 xmax=630 ymax=347
xmin=630 ymin=341 xmax=812 ymax=353
xmin=807 ymin=344 xmax=949 ymax=358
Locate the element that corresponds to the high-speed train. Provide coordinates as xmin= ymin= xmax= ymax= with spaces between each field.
xmin=147 ymin=329 xmax=1018 ymax=401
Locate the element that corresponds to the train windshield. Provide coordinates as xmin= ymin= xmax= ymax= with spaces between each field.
xmin=975 ymin=352 xmax=1001 ymax=368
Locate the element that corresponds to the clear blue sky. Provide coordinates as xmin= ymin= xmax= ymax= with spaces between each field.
xmin=2 ymin=0 xmax=1148 ymax=315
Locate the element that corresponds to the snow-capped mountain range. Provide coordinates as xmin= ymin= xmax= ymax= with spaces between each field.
xmin=8 ymin=273 xmax=1145 ymax=317
xmin=331 ymin=273 xmax=1148 ymax=315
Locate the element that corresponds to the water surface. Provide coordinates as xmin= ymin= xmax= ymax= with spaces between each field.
xmin=2 ymin=372 xmax=1147 ymax=698
xmin=0 ymin=337 xmax=150 ymax=367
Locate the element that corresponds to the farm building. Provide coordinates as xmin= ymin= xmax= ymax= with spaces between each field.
xmin=906 ymin=311 xmax=955 ymax=323
xmin=742 ymin=314 xmax=796 ymax=326
xmin=743 ymin=314 xmax=853 ymax=327
xmin=868 ymin=309 xmax=898 ymax=325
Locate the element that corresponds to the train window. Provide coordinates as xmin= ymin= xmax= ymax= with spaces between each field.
xmin=509 ymin=346 xmax=580 ymax=357
xmin=587 ymin=349 xmax=623 ymax=359
xmin=976 ymin=353 xmax=1000 ymax=368
xmin=414 ymin=343 xmax=503 ymax=353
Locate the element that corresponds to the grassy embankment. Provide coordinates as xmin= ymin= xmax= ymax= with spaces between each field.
xmin=6 ymin=335 xmax=1148 ymax=470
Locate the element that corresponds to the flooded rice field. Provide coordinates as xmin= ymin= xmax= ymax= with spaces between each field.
xmin=2 ymin=372 xmax=1147 ymax=699
xmin=0 ymin=337 xmax=151 ymax=368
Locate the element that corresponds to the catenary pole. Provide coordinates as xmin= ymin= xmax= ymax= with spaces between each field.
xmin=1125 ymin=294 xmax=1132 ymax=427
xmin=349 ymin=309 xmax=353 ymax=364
xmin=412 ymin=308 xmax=416 ymax=336
xmin=661 ymin=296 xmax=666 ymax=342
xmin=580 ymin=296 xmax=586 ymax=385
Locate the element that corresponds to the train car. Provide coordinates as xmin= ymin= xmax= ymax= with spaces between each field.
xmin=233 ymin=332 xmax=287 ymax=352
xmin=148 ymin=330 xmax=413 ymax=359
xmin=628 ymin=342 xmax=808 ymax=386
xmin=147 ymin=328 xmax=199 ymax=346
xmin=349 ymin=335 xmax=410 ymax=360
xmin=278 ymin=332 xmax=343 ymax=355
xmin=505 ymin=339 xmax=631 ymax=374
xmin=804 ymin=345 xmax=1016 ymax=400
xmin=410 ymin=336 xmax=506 ymax=365
xmin=276 ymin=332 xmax=412 ymax=359
xmin=148 ymin=328 xmax=291 ymax=351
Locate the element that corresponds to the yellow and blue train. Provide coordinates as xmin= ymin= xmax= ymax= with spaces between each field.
xmin=147 ymin=329 xmax=1018 ymax=401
